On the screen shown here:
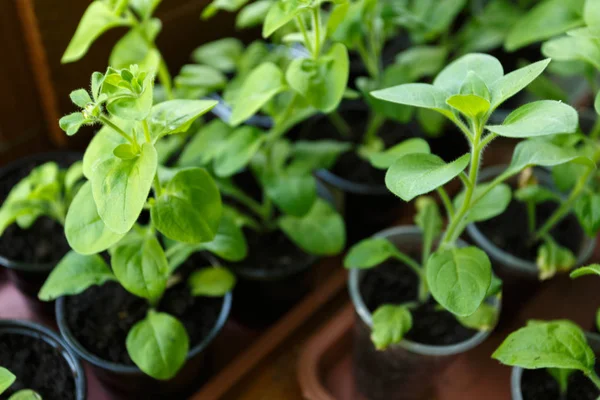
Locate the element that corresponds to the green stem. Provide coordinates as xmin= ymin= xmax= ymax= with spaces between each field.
xmin=295 ymin=15 xmax=313 ymax=55
xmin=142 ymin=120 xmax=152 ymax=143
xmin=437 ymin=187 xmax=455 ymax=219
xmin=590 ymin=116 xmax=600 ymax=140
xmin=328 ymin=111 xmax=352 ymax=138
xmin=267 ymin=93 xmax=298 ymax=144
xmin=364 ymin=113 xmax=386 ymax=144
xmin=479 ymin=133 xmax=498 ymax=149
xmin=311 ymin=7 xmax=322 ymax=59
xmin=114 ymin=0 xmax=129 ymax=16
xmin=527 ymin=201 xmax=536 ymax=235
xmin=356 ymin=40 xmax=379 ymax=80
xmin=99 ymin=115 xmax=134 ymax=144
xmin=392 ymin=251 xmax=423 ymax=279
xmin=588 ymin=369 xmax=600 ymax=391
xmin=153 ymin=174 xmax=163 ymax=197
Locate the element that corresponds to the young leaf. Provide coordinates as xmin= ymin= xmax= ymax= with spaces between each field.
xmin=489 ymin=59 xmax=551 ymax=109
xmin=426 ymin=246 xmax=492 ymax=317
xmin=286 ymin=43 xmax=349 ymax=113
xmin=230 ymin=62 xmax=285 ymax=126
xmin=570 ymin=264 xmax=600 ymax=279
xmin=65 ymin=181 xmax=125 ymax=255
xmin=456 ymin=302 xmax=499 ymax=331
xmin=59 ymin=112 xmax=89 ymax=136
xmin=371 ymin=83 xmax=453 ymax=118
xmin=110 ymin=20 xmax=162 ymax=71
xmin=83 ymin=121 xmax=138 ymax=178
xmin=236 ymin=0 xmax=272 ymax=29
xmin=344 ymin=238 xmax=400 ymax=270
xmin=0 ymin=367 xmax=16 ymax=394
xmin=175 ymin=65 xmax=227 ymax=97
xmin=191 ymin=38 xmax=243 ymax=73
xmin=368 ymin=138 xmax=431 ymax=170
xmin=542 ymin=36 xmax=600 ymax=71
xmin=62 ymin=2 xmax=130 ymax=63
xmin=415 ymin=196 xmax=442 ymax=261
xmin=8 ymin=390 xmax=42 ymax=400
xmin=262 ymin=0 xmax=310 ymax=37
xmin=492 ymin=320 xmax=595 ymax=375
xmin=264 ymin=173 xmax=317 ymax=217
xmin=38 ymin=251 xmax=116 ymax=301
xmin=177 ymin=120 xmax=232 ymax=168
xmin=126 ymin=311 xmax=189 ymax=380
xmin=486 ymin=101 xmax=578 ymax=138
xmin=433 ymin=53 xmax=503 ymax=95
xmin=104 ymin=69 xmax=155 ymax=121
xmin=201 ymin=213 xmax=248 ymax=262
xmin=91 ymin=143 xmax=157 ymax=234
xmin=515 ymin=185 xmax=560 ymax=204
xmin=214 ymin=126 xmax=265 ymax=177
xmin=574 ymin=193 xmax=600 ymax=237
xmin=202 ymin=0 xmax=249 ymax=19
xmin=112 ymin=234 xmax=169 ymax=302
xmin=446 ymin=94 xmax=490 ymax=118
xmin=371 ymin=305 xmax=413 ymax=350
xmin=537 ymin=238 xmax=576 ymax=280
xmin=70 ymin=89 xmax=92 ymax=108
xmin=278 ymin=199 xmax=345 ymax=256
xmin=151 ymin=168 xmax=222 ymax=244
xmin=548 ymin=368 xmax=574 ymax=395
xmin=188 ymin=267 xmax=236 ymax=297
xmin=130 ymin=0 xmax=163 ymax=20
xmin=148 ymin=100 xmax=218 ymax=139
xmin=385 ymin=153 xmax=470 ymax=202
xmin=487 ymin=274 xmax=503 ymax=297
xmin=456 ymin=183 xmax=512 ymax=223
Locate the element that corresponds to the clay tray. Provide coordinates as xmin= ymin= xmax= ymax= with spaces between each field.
xmin=297 ymin=272 xmax=600 ymax=400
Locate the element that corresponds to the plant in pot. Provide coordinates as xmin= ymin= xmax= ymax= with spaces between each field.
xmin=342 ymin=52 xmax=583 ymax=400
xmin=493 ymin=319 xmax=600 ymax=399
xmin=40 ymin=65 xmax=240 ymax=397
xmin=0 ymin=319 xmax=87 ymax=400
xmin=0 ymin=160 xmax=83 ymax=313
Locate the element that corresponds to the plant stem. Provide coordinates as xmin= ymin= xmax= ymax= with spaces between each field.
xmin=153 ymin=174 xmax=163 ymax=197
xmin=364 ymin=113 xmax=386 ymax=144
xmin=267 ymin=93 xmax=298 ymax=145
xmin=355 ymin=40 xmax=379 ymax=80
xmin=392 ymin=251 xmax=423 ymax=279
xmin=295 ymin=15 xmax=313 ymax=55
xmin=311 ymin=7 xmax=322 ymax=59
xmin=437 ymin=187 xmax=455 ymax=219
xmin=114 ymin=0 xmax=129 ymax=16
xmin=590 ymin=116 xmax=600 ymax=140
xmin=99 ymin=115 xmax=135 ymax=144
xmin=328 ymin=111 xmax=352 ymax=138
xmin=588 ymin=369 xmax=600 ymax=391
xmin=142 ymin=120 xmax=152 ymax=143
xmin=527 ymin=201 xmax=536 ymax=235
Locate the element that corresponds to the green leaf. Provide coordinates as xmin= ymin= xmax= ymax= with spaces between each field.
xmin=489 ymin=59 xmax=551 ymax=109
xmin=278 ymin=199 xmax=345 ymax=256
xmin=456 ymin=302 xmax=499 ymax=331
xmin=537 ymin=237 xmax=576 ymax=280
xmin=151 ymin=168 xmax=222 ymax=243
xmin=433 ymin=53 xmax=504 ymax=95
xmin=371 ymin=83 xmax=453 ymax=118
xmin=109 ymin=19 xmax=162 ymax=71
xmin=112 ymin=234 xmax=169 ymax=301
xmin=487 ymin=274 xmax=503 ymax=297
xmin=574 ymin=193 xmax=600 ymax=237
xmin=148 ymin=100 xmax=217 ymax=139
xmin=289 ymin=140 xmax=352 ymax=172
xmin=83 ymin=121 xmax=138 ymax=178
xmin=70 ymin=89 xmax=92 ymax=108
xmin=426 ymin=247 xmax=492 ymax=317
xmin=394 ymin=45 xmax=448 ymax=82
xmin=192 ymin=38 xmax=243 ymax=72
xmin=8 ymin=390 xmax=42 ymax=400
xmin=126 ymin=311 xmax=189 ymax=380
xmin=38 ymin=251 xmax=116 ymax=301
xmin=65 ymin=181 xmax=125 ymax=255
xmin=214 ymin=126 xmax=265 ymax=177
xmin=505 ymin=0 xmax=585 ymax=51
xmin=59 ymin=112 xmax=89 ymax=136
xmin=177 ymin=120 xmax=232 ymax=168
xmin=202 ymin=0 xmax=249 ymax=19
xmin=62 ymin=2 xmax=130 ymax=63
xmin=385 ymin=153 xmax=470 ymax=202
xmin=262 ymin=0 xmax=310 ymax=37
xmin=371 ymin=305 xmax=413 ymax=350
xmin=0 ymin=367 xmax=16 ymax=395
xmin=570 ymin=264 xmax=600 ymax=279
xmin=236 ymin=0 xmax=272 ymax=29
xmin=201 ymin=213 xmax=247 ymax=262
xmin=455 ymin=183 xmax=511 ymax=224
xmin=515 ymin=185 xmax=560 ymax=204
xmin=415 ymin=196 xmax=442 ymax=258
xmin=286 ymin=43 xmax=349 ymax=113
xmin=230 ymin=62 xmax=285 ymax=126
xmin=486 ymin=101 xmax=578 ymax=138
xmin=492 ymin=320 xmax=594 ymax=375
xmin=113 ymin=144 xmax=138 ymax=160
xmin=91 ymin=142 xmax=157 ymax=234
xmin=596 ymin=91 xmax=600 ymax=116
xmin=174 ymin=65 xmax=227 ymax=96
xmin=130 ymin=0 xmax=163 ymax=20
xmin=264 ymin=173 xmax=317 ymax=217
xmin=548 ymin=368 xmax=574 ymax=395
xmin=542 ymin=36 xmax=600 ymax=71
xmin=553 ymin=162 xmax=587 ymax=192
xmin=188 ymin=267 xmax=236 ymax=297
xmin=105 ymin=69 xmax=155 ymax=121
xmin=446 ymin=94 xmax=490 ymax=118
xmin=344 ymin=238 xmax=399 ymax=269
xmin=368 ymin=138 xmax=431 ymax=170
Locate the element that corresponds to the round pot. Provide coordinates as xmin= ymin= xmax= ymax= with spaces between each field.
xmin=0 ymin=319 xmax=87 ymax=400
xmin=56 ymin=287 xmax=232 ymax=398
xmin=466 ymin=165 xmax=595 ymax=281
xmin=349 ymin=226 xmax=500 ymax=400
xmin=0 ymin=152 xmax=82 ymax=316
xmin=511 ymin=332 xmax=600 ymax=399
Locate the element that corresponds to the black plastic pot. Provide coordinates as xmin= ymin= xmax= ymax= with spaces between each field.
xmin=0 ymin=152 xmax=82 ymax=316
xmin=56 ymin=288 xmax=231 ymax=399
xmin=349 ymin=226 xmax=501 ymax=400
xmin=0 ymin=319 xmax=87 ymax=400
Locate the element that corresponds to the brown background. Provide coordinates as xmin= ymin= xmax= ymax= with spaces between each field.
xmin=1 ymin=0 xmax=248 ymax=164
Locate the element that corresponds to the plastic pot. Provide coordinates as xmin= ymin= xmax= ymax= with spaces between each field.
xmin=0 ymin=319 xmax=87 ymax=400
xmin=56 ymin=291 xmax=232 ymax=398
xmin=349 ymin=226 xmax=500 ymax=400
xmin=0 ymin=152 xmax=82 ymax=315
xmin=511 ymin=332 xmax=600 ymax=399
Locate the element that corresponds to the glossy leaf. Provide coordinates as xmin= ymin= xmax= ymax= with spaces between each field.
xmin=368 ymin=138 xmax=431 ymax=170
xmin=385 ymin=153 xmax=470 ymax=202
xmin=83 ymin=120 xmax=139 ymax=178
xmin=264 ymin=173 xmax=317 ymax=217
xmin=344 ymin=238 xmax=400 ymax=269
xmin=109 ymin=19 xmax=162 ymax=71
xmin=8 ymin=390 xmax=41 ymax=400
xmin=214 ymin=126 xmax=265 ymax=177
xmin=126 ymin=311 xmax=189 ymax=380
xmin=148 ymin=100 xmax=217 ymax=139
xmin=263 ymin=0 xmax=310 ymax=37
xmin=38 ymin=251 xmax=115 ymax=301
xmin=434 ymin=53 xmax=503 ymax=94
xmin=489 ymin=59 xmax=551 ymax=109
xmin=570 ymin=264 xmax=600 ymax=279
xmin=456 ymin=302 xmax=498 ymax=331
xmin=192 ymin=38 xmax=243 ymax=72
xmin=0 ymin=367 xmax=15 ymax=394
xmin=188 ymin=267 xmax=236 ymax=297
xmin=177 ymin=120 xmax=232 ymax=167
xmin=574 ymin=193 xmax=600 ymax=237
xmin=537 ymin=238 xmax=576 ymax=280
xmin=236 ymin=0 xmax=272 ymax=28
xmin=105 ymin=70 xmax=155 ymax=121
xmin=371 ymin=305 xmax=413 ymax=350
xmin=446 ymin=94 xmax=490 ymax=118
xmin=542 ymin=36 xmax=600 ymax=71
xmin=456 ymin=183 xmax=511 ymax=223
xmin=426 ymin=247 xmax=492 ymax=316
xmin=201 ymin=213 xmax=248 ymax=262
xmin=371 ymin=83 xmax=453 ymax=118
xmin=59 ymin=112 xmax=90 ymax=136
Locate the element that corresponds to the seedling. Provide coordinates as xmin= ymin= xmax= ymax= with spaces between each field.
xmin=39 ymin=66 xmax=240 ymax=380
xmin=344 ymin=53 xmax=587 ymax=349
xmin=493 ymin=320 xmax=600 ymax=398
xmin=0 ymin=161 xmax=83 ymax=239
xmin=0 ymin=367 xmax=41 ymax=399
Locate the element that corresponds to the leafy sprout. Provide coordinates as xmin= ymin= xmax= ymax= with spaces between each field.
xmin=0 ymin=367 xmax=42 ymax=399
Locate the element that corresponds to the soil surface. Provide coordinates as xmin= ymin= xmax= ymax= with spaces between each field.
xmin=0 ymin=333 xmax=76 ymax=400
xmin=521 ymin=366 xmax=600 ymax=400
xmin=360 ymin=257 xmax=478 ymax=345
xmin=64 ymin=256 xmax=223 ymax=365
xmin=476 ymin=200 xmax=584 ymax=262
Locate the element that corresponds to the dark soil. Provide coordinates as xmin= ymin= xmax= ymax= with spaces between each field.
xmin=0 ymin=333 xmax=76 ymax=400
xmin=64 ymin=255 xmax=223 ymax=365
xmin=521 ymin=365 xmax=600 ymax=400
xmin=476 ymin=200 xmax=584 ymax=263
xmin=360 ymin=257 xmax=478 ymax=346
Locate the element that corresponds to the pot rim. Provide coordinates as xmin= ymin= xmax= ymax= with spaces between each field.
xmin=0 ymin=319 xmax=87 ymax=400
xmin=348 ymin=225 xmax=499 ymax=357
xmin=510 ymin=331 xmax=600 ymax=399
xmin=0 ymin=151 xmax=83 ymax=272
xmin=466 ymin=165 xmax=596 ymax=277
xmin=55 ymin=271 xmax=232 ymax=376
